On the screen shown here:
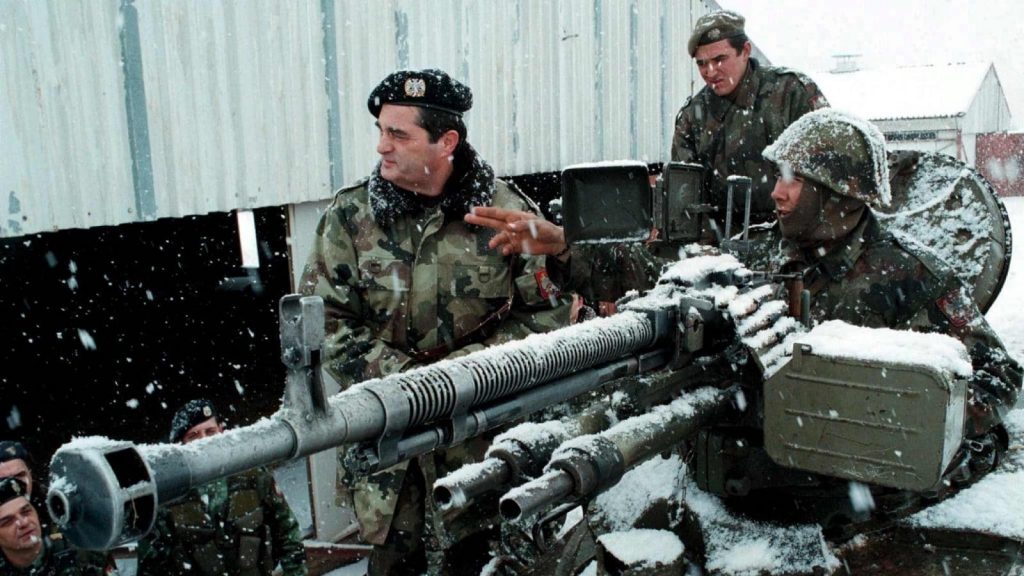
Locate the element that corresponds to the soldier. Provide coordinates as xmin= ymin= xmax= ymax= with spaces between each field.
xmin=300 ymin=69 xmax=570 ymax=574
xmin=135 ymin=400 xmax=307 ymax=576
xmin=0 ymin=444 xmax=34 ymax=503
xmin=752 ymin=108 xmax=1022 ymax=526
xmin=0 ymin=477 xmax=117 ymax=575
xmin=673 ymin=10 xmax=828 ymax=236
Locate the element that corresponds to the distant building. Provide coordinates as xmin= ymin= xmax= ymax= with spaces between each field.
xmin=812 ymin=61 xmax=1013 ymax=166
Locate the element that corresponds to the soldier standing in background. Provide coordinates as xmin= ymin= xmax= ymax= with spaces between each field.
xmin=673 ymin=10 xmax=828 ymax=236
xmin=0 ymin=477 xmax=117 ymax=575
xmin=300 ymin=69 xmax=571 ymax=575
xmin=136 ymin=400 xmax=307 ymax=576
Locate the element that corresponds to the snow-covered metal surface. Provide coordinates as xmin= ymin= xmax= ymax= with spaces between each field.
xmin=2 ymin=0 xmax=711 ymax=239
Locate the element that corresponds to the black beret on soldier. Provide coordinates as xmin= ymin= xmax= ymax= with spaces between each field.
xmin=169 ymin=399 xmax=219 ymax=443
xmin=0 ymin=476 xmax=28 ymax=506
xmin=688 ymin=10 xmax=746 ymax=57
xmin=0 ymin=441 xmax=30 ymax=465
xmin=367 ymin=68 xmax=473 ymax=118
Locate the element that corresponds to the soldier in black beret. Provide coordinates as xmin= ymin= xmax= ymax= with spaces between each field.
xmin=138 ymin=399 xmax=307 ymax=575
xmin=300 ymin=67 xmax=571 ymax=575
xmin=0 ymin=476 xmax=117 ymax=574
xmin=0 ymin=443 xmax=32 ymax=497
xmin=167 ymin=398 xmax=221 ymax=443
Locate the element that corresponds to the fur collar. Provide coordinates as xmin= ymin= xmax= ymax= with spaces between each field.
xmin=368 ymin=143 xmax=496 ymax=226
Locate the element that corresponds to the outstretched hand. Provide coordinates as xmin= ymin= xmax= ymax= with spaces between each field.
xmin=465 ymin=206 xmax=570 ymax=259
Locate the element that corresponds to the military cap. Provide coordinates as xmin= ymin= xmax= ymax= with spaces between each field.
xmin=688 ymin=10 xmax=746 ymax=57
xmin=169 ymin=399 xmax=219 ymax=443
xmin=763 ymin=108 xmax=892 ymax=206
xmin=0 ymin=441 xmax=29 ymax=464
xmin=367 ymin=68 xmax=473 ymax=118
xmin=0 ymin=476 xmax=28 ymax=506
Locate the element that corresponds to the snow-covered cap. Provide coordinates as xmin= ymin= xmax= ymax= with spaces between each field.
xmin=763 ymin=109 xmax=892 ymax=207
xmin=169 ymin=399 xmax=219 ymax=443
xmin=367 ymin=68 xmax=473 ymax=118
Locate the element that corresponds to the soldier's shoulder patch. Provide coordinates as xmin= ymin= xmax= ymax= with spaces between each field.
xmin=936 ymin=287 xmax=977 ymax=328
xmin=535 ymin=268 xmax=561 ymax=300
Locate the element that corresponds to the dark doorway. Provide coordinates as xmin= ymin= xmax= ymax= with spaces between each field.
xmin=0 ymin=207 xmax=292 ymax=478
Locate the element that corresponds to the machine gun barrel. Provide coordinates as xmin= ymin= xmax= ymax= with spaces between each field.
xmin=47 ymin=300 xmax=675 ymax=550
xmin=500 ymin=387 xmax=734 ymax=523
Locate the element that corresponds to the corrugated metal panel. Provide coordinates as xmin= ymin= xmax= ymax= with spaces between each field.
xmin=135 ymin=0 xmax=332 ymax=217
xmin=1 ymin=1 xmax=135 ymax=237
xmin=3 ymin=0 xmax=710 ymax=238
xmin=963 ymin=65 xmax=1013 ymax=134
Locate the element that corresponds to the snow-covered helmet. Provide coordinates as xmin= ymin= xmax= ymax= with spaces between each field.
xmin=763 ymin=109 xmax=891 ymax=207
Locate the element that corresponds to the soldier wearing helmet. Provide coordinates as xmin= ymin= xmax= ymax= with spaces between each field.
xmin=758 ymin=109 xmax=1022 ymax=523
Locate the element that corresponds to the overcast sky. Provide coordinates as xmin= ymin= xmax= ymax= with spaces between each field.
xmin=720 ymin=0 xmax=1024 ymax=130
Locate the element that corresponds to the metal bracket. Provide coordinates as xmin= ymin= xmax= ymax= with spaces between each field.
xmin=279 ymin=295 xmax=328 ymax=419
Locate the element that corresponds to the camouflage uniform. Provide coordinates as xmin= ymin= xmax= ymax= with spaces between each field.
xmin=136 ymin=469 xmax=306 ymax=576
xmin=735 ymin=108 xmax=1023 ymax=529
xmin=300 ymin=138 xmax=570 ymax=572
xmin=0 ymin=534 xmax=115 ymax=576
xmin=672 ymin=58 xmax=828 ymax=230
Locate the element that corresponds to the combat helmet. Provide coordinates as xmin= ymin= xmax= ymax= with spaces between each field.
xmin=763 ymin=109 xmax=891 ymax=207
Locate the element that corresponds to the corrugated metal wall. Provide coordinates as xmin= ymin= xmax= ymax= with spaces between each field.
xmin=2 ymin=0 xmax=709 ymax=239
xmin=963 ymin=65 xmax=1014 ymax=135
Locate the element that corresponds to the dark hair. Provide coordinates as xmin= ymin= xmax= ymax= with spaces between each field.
xmin=726 ymin=33 xmax=749 ymax=54
xmin=416 ymin=107 xmax=467 ymax=151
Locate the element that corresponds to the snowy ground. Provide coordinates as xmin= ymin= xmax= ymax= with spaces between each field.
xmin=983 ymin=197 xmax=1024 ymax=369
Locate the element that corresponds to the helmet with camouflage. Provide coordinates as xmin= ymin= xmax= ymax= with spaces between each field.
xmin=763 ymin=109 xmax=891 ymax=207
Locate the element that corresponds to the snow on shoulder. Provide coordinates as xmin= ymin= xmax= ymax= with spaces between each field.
xmin=794 ymin=320 xmax=972 ymax=378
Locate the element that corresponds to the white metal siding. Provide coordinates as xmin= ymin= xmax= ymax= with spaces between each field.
xmin=3 ymin=0 xmax=711 ymax=239
xmin=962 ymin=66 xmax=1013 ymax=135
xmin=1 ymin=1 xmax=135 ymax=237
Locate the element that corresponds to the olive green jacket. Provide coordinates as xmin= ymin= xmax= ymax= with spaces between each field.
xmin=672 ymin=59 xmax=828 ymax=230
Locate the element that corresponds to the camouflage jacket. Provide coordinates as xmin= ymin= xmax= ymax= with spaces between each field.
xmin=136 ymin=469 xmax=306 ymax=576
xmin=300 ymin=143 xmax=570 ymax=387
xmin=672 ymin=58 xmax=828 ymax=230
xmin=775 ymin=211 xmax=1022 ymax=440
xmin=301 ymin=144 xmax=570 ymax=546
xmin=550 ymin=243 xmax=665 ymax=305
xmin=0 ymin=534 xmax=115 ymax=576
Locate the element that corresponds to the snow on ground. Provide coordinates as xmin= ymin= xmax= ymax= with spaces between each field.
xmin=984 ymin=197 xmax=1024 ymax=369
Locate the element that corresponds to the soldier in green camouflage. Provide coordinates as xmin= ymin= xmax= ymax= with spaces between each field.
xmin=673 ymin=9 xmax=828 ymax=237
xmin=758 ymin=108 xmax=1022 ymax=524
xmin=136 ymin=400 xmax=307 ymax=576
xmin=300 ymin=69 xmax=571 ymax=575
xmin=0 ymin=477 xmax=116 ymax=576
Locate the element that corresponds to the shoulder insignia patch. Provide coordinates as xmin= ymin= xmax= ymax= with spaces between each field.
xmin=936 ymin=288 xmax=976 ymax=328
xmin=535 ymin=268 xmax=560 ymax=300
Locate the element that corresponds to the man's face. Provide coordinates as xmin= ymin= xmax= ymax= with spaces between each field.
xmin=694 ymin=39 xmax=751 ymax=97
xmin=0 ymin=461 xmax=31 ymax=496
xmin=182 ymin=417 xmax=224 ymax=444
xmin=0 ymin=498 xmax=41 ymax=556
xmin=375 ymin=104 xmax=451 ymax=196
xmin=771 ymin=173 xmax=814 ymax=239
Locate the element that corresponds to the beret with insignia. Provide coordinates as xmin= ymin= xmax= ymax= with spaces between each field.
xmin=169 ymin=399 xmax=220 ymax=443
xmin=0 ymin=441 xmax=30 ymax=465
xmin=688 ymin=10 xmax=746 ymax=57
xmin=367 ymin=68 xmax=473 ymax=118
xmin=0 ymin=476 xmax=28 ymax=506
